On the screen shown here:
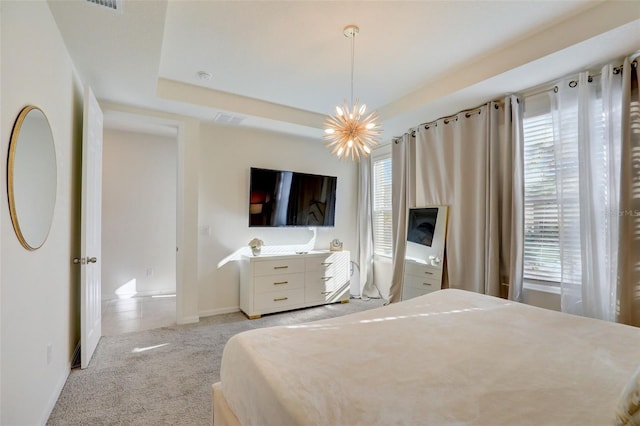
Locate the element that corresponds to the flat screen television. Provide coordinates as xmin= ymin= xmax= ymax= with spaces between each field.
xmin=407 ymin=207 xmax=438 ymax=247
xmin=249 ymin=167 xmax=337 ymax=227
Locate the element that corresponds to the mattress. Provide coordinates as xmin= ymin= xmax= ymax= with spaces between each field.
xmin=217 ymin=289 xmax=640 ymax=425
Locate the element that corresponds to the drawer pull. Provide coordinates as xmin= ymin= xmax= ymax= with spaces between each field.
xmin=273 ymin=266 xmax=289 ymax=270
xmin=424 ymin=271 xmax=434 ymax=275
xmin=273 ymin=281 xmax=288 ymax=285
xmin=321 ymin=262 xmax=332 ymax=266
xmin=321 ymin=276 xmax=332 ymax=281
xmin=321 ymin=291 xmax=332 ymax=295
xmin=422 ymin=282 xmax=432 ymax=286
xmin=273 ymin=297 xmax=288 ymax=302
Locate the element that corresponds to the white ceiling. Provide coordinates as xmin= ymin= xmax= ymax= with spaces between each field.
xmin=48 ymin=0 xmax=640 ymax=141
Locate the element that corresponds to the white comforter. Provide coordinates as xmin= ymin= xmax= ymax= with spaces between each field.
xmin=220 ymin=289 xmax=640 ymax=425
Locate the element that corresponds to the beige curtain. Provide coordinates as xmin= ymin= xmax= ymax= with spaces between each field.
xmin=389 ymin=96 xmax=523 ymax=301
xmin=389 ymin=133 xmax=411 ymax=303
xmin=618 ymin=56 xmax=640 ymax=326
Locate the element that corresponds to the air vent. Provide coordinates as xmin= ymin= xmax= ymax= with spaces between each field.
xmin=213 ymin=113 xmax=247 ymax=126
xmin=85 ymin=0 xmax=123 ymax=13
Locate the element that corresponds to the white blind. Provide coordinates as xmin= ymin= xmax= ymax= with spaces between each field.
xmin=523 ymin=81 xmax=609 ymax=286
xmin=523 ymin=94 xmax=561 ymax=283
xmin=372 ymin=156 xmax=392 ymax=256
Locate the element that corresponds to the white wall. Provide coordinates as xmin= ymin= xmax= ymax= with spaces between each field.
xmin=102 ymin=128 xmax=176 ymax=299
xmin=1 ymin=1 xmax=83 ymax=424
xmin=197 ymin=123 xmax=358 ymax=315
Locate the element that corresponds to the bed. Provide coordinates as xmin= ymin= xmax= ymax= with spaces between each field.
xmin=213 ymin=289 xmax=640 ymax=425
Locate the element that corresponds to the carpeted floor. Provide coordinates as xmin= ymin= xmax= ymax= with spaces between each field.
xmin=47 ymin=298 xmax=384 ymax=425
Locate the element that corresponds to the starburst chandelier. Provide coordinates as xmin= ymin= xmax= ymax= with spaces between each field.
xmin=324 ymin=25 xmax=380 ymax=161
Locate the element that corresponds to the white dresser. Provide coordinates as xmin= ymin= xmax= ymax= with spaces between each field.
xmin=239 ymin=251 xmax=350 ymax=318
xmin=401 ymin=259 xmax=443 ymax=300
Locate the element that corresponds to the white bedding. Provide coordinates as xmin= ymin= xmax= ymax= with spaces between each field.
xmin=218 ymin=289 xmax=640 ymax=425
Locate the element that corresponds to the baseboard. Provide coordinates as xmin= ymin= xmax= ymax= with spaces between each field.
xmin=199 ymin=306 xmax=240 ymax=318
xmin=40 ymin=364 xmax=70 ymax=425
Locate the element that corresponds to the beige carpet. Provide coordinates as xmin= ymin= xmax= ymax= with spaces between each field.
xmin=47 ymin=298 xmax=384 ymax=425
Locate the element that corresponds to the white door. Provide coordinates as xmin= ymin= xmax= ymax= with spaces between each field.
xmin=80 ymin=86 xmax=103 ymax=369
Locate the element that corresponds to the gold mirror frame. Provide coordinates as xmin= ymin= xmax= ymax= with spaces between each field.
xmin=7 ymin=105 xmax=57 ymax=251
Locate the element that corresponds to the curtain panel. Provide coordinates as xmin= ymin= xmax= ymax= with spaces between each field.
xmin=616 ymin=52 xmax=640 ymax=327
xmin=616 ymin=56 xmax=640 ymax=326
xmin=389 ymin=133 xmax=411 ymax=303
xmin=390 ymin=96 xmax=523 ymax=302
xmin=551 ymin=54 xmax=639 ymax=325
xmin=552 ymin=69 xmax=620 ymax=320
xmin=356 ymin=156 xmax=380 ymax=299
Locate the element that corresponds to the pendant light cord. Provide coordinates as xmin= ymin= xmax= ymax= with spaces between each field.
xmin=350 ymin=32 xmax=355 ymax=107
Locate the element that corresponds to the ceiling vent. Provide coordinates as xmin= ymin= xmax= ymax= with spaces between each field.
xmin=213 ymin=113 xmax=247 ymax=126
xmin=85 ymin=0 xmax=123 ymax=14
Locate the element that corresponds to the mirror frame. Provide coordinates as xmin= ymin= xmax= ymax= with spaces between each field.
xmin=7 ymin=105 xmax=57 ymax=251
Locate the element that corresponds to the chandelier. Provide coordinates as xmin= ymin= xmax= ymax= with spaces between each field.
xmin=324 ymin=25 xmax=380 ymax=160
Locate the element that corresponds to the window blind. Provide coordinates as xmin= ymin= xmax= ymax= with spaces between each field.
xmin=372 ymin=156 xmax=392 ymax=256
xmin=523 ymin=95 xmax=562 ymax=283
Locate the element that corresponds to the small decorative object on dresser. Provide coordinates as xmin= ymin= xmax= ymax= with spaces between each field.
xmin=248 ymin=238 xmax=263 ymax=256
xmin=329 ymin=238 xmax=343 ymax=251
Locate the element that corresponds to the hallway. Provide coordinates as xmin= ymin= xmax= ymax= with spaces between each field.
xmin=101 ymin=295 xmax=176 ymax=336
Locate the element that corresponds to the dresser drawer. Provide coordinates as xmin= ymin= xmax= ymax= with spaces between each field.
xmin=404 ymin=261 xmax=440 ymax=279
xmin=403 ymin=273 xmax=441 ymax=291
xmin=253 ymin=258 xmax=305 ymax=276
xmin=254 ymin=272 xmax=304 ymax=293
xmin=305 ymin=253 xmax=348 ymax=273
xmin=305 ymin=272 xmax=344 ymax=291
xmin=402 ymin=284 xmax=434 ymax=300
xmin=305 ymin=280 xmax=348 ymax=304
xmin=254 ymin=288 xmax=305 ymax=311
xmin=305 ymin=270 xmax=349 ymax=304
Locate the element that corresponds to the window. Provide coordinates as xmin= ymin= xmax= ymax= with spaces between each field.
xmin=522 ymin=94 xmax=561 ymax=284
xmin=372 ymin=154 xmax=392 ymax=256
xmin=523 ymin=86 xmax=606 ymax=286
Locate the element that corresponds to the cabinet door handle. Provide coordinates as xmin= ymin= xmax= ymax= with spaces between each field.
xmin=273 ymin=297 xmax=288 ymax=302
xmin=321 ymin=291 xmax=332 ymax=295
xmin=422 ymin=282 xmax=432 ymax=286
xmin=273 ymin=281 xmax=288 ymax=285
xmin=424 ymin=271 xmax=433 ymax=275
xmin=321 ymin=276 xmax=332 ymax=281
xmin=321 ymin=262 xmax=332 ymax=266
xmin=273 ymin=266 xmax=288 ymax=270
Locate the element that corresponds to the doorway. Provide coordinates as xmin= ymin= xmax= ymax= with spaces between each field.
xmin=100 ymin=120 xmax=179 ymax=335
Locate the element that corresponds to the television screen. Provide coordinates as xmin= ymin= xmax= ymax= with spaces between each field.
xmin=407 ymin=208 xmax=438 ymax=247
xmin=249 ymin=167 xmax=337 ymax=227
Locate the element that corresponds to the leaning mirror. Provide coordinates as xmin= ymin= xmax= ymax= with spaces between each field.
xmin=7 ymin=106 xmax=57 ymax=250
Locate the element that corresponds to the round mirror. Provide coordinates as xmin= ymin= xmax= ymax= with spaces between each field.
xmin=7 ymin=106 xmax=57 ymax=250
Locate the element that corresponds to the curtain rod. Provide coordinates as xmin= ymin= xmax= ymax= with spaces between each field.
xmin=394 ymin=100 xmax=508 ymax=141
xmin=392 ymin=104 xmax=485 ymax=141
xmin=393 ymin=57 xmax=636 ymax=142
xmin=522 ymin=59 xmax=637 ymax=99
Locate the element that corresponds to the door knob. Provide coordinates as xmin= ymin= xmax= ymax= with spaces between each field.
xmin=87 ymin=257 xmax=97 ymax=263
